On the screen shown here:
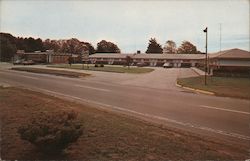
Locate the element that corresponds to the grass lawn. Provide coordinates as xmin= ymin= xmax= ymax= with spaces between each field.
xmin=0 ymin=86 xmax=248 ymax=160
xmin=47 ymin=64 xmax=154 ymax=74
xmin=11 ymin=67 xmax=90 ymax=78
xmin=177 ymin=76 xmax=250 ymax=99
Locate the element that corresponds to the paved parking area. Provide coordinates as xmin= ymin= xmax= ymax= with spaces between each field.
xmin=120 ymin=68 xmax=198 ymax=90
xmin=86 ymin=67 xmax=198 ymax=90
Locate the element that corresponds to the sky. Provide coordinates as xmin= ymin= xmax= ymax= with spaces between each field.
xmin=0 ymin=0 xmax=249 ymax=53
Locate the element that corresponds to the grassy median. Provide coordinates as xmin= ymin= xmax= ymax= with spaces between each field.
xmin=0 ymin=86 xmax=248 ymax=160
xmin=177 ymin=76 xmax=250 ymax=99
xmin=48 ymin=64 xmax=154 ymax=74
xmin=11 ymin=67 xmax=90 ymax=78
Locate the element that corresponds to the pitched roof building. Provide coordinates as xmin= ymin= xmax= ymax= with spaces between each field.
xmin=209 ymin=48 xmax=250 ymax=67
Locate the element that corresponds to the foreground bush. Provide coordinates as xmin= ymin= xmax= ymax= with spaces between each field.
xmin=18 ymin=110 xmax=83 ymax=154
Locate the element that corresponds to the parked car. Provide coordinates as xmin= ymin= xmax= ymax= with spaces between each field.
xmin=13 ymin=60 xmax=23 ymax=65
xmin=136 ymin=62 xmax=146 ymax=67
xmin=22 ymin=60 xmax=35 ymax=65
xmin=163 ymin=62 xmax=172 ymax=68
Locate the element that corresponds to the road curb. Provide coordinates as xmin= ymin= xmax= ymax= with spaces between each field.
xmin=176 ymin=82 xmax=215 ymax=95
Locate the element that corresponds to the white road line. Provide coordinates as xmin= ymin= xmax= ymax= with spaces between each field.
xmin=200 ymin=105 xmax=250 ymax=115
xmin=0 ymin=70 xmax=39 ymax=80
xmin=26 ymin=87 xmax=250 ymax=141
xmin=74 ymin=84 xmax=110 ymax=92
xmin=20 ymin=75 xmax=39 ymax=80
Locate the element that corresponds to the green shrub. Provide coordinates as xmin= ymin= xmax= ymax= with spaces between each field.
xmin=18 ymin=110 xmax=83 ymax=154
xmin=94 ymin=64 xmax=99 ymax=67
xmin=100 ymin=64 xmax=104 ymax=67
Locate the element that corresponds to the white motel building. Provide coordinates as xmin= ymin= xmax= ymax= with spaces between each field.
xmin=89 ymin=48 xmax=250 ymax=69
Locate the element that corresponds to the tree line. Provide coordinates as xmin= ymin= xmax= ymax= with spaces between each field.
xmin=0 ymin=33 xmax=121 ymax=61
xmin=146 ymin=38 xmax=202 ymax=54
xmin=0 ymin=32 xmax=202 ymax=62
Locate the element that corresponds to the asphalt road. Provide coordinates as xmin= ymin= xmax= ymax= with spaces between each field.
xmin=0 ymin=67 xmax=249 ymax=147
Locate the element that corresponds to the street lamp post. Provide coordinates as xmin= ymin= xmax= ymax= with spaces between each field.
xmin=203 ymin=27 xmax=208 ymax=85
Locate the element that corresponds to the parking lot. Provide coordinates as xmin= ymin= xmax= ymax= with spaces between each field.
xmin=85 ymin=67 xmax=198 ymax=90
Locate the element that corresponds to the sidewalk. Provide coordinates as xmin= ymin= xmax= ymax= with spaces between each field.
xmin=191 ymin=67 xmax=205 ymax=76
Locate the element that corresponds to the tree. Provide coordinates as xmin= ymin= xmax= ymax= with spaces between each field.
xmin=96 ymin=40 xmax=121 ymax=53
xmin=83 ymin=42 xmax=95 ymax=55
xmin=0 ymin=39 xmax=17 ymax=61
xmin=0 ymin=33 xmax=17 ymax=61
xmin=145 ymin=38 xmax=163 ymax=53
xmin=163 ymin=40 xmax=176 ymax=54
xmin=43 ymin=38 xmax=93 ymax=55
xmin=177 ymin=41 xmax=197 ymax=54
xmin=68 ymin=56 xmax=73 ymax=67
xmin=125 ymin=55 xmax=132 ymax=69
xmin=21 ymin=37 xmax=44 ymax=52
xmin=43 ymin=39 xmax=60 ymax=52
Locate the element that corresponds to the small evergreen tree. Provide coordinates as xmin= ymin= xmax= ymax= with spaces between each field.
xmin=145 ymin=38 xmax=163 ymax=54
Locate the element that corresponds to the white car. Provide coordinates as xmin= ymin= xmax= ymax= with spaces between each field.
xmin=163 ymin=63 xmax=172 ymax=68
xmin=13 ymin=60 xmax=22 ymax=65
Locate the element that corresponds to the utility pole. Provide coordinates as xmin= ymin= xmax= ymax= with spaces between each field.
xmin=203 ymin=27 xmax=208 ymax=85
xmin=219 ymin=23 xmax=222 ymax=52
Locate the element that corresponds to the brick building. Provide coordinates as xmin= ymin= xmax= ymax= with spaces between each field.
xmin=15 ymin=50 xmax=80 ymax=64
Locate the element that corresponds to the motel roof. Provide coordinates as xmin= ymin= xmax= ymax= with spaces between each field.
xmin=23 ymin=51 xmax=73 ymax=56
xmin=91 ymin=49 xmax=250 ymax=60
xmin=132 ymin=53 xmax=205 ymax=60
xmin=90 ymin=53 xmax=205 ymax=60
xmin=89 ymin=53 xmax=131 ymax=59
xmin=23 ymin=51 xmax=48 ymax=55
